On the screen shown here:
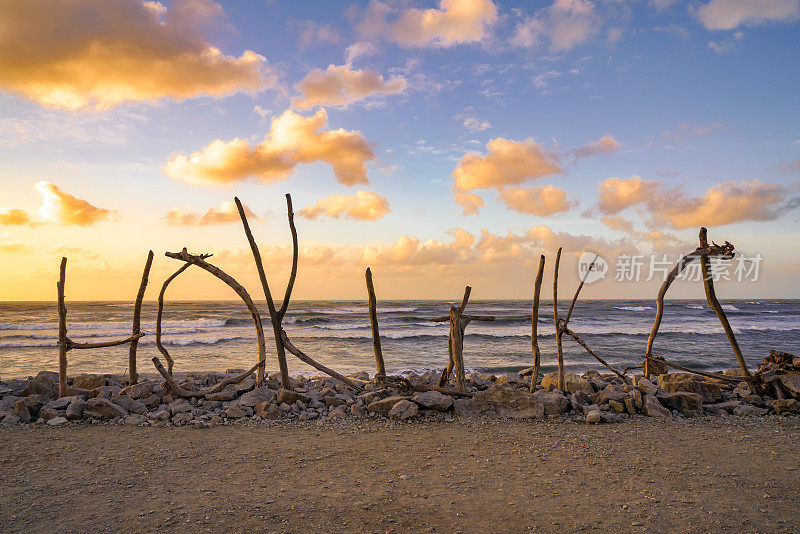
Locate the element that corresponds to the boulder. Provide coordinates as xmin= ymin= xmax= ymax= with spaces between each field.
xmin=72 ymin=374 xmax=107 ymax=390
xmin=84 ymin=398 xmax=128 ymax=419
xmin=239 ymin=387 xmax=275 ymax=408
xmin=623 ymin=397 xmax=637 ymax=415
xmin=779 ymin=372 xmax=800 ymax=397
xmin=388 ymin=399 xmax=418 ymax=421
xmin=533 ymin=390 xmax=570 ymax=415
xmin=704 ymin=400 xmax=741 ymax=414
xmin=518 ymin=367 xmax=534 ymax=377
xmin=118 ymin=382 xmax=154 ymax=400
xmin=468 ymin=385 xmax=544 ymax=419
xmin=642 ymin=394 xmax=671 ymax=417
xmin=348 ymin=371 xmax=370 ymax=381
xmin=114 ymin=395 xmax=147 ymax=415
xmin=609 ymin=399 xmax=626 ymax=413
xmin=636 ymin=378 xmax=658 ymax=396
xmin=772 ymin=398 xmax=800 ymax=415
xmin=662 ymin=392 xmax=703 ymax=413
xmin=592 ymin=385 xmax=628 ymax=406
xmin=37 ymin=405 xmax=65 ymax=421
xmin=350 ymin=404 xmax=366 ymax=417
xmin=412 ymin=391 xmax=454 ymax=411
xmin=47 ymin=416 xmax=68 ymax=426
xmin=541 ymin=371 xmax=594 ymax=396
xmin=205 ymin=386 xmax=236 ymax=402
xmin=495 ymin=373 xmax=525 ymax=387
xmin=12 ymin=399 xmax=31 ymax=423
xmin=324 ymin=396 xmax=346 ymax=407
xmin=276 ymin=388 xmax=310 ymax=406
xmin=65 ymin=398 xmax=86 ymax=420
xmin=586 ymin=410 xmax=602 ymax=424
xmin=733 ymin=404 xmax=769 ymax=417
xmin=20 ymin=374 xmax=58 ymax=399
xmin=255 ymin=401 xmax=283 ymax=420
xmin=569 ymin=391 xmax=591 ymax=413
xmin=366 ymin=395 xmax=410 ymax=415
xmin=657 ymin=374 xmax=722 ymax=403
xmin=169 ymin=399 xmax=193 ymax=416
xmin=142 ymin=394 xmax=161 ymax=410
xmin=466 ymin=373 xmax=495 ymax=389
xmin=225 ymin=405 xmax=247 ymax=419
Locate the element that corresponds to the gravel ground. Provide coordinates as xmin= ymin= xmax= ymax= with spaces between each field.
xmin=1 ymin=416 xmax=798 ymax=533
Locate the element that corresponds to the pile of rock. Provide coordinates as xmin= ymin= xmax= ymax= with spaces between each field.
xmin=1 ymin=357 xmax=798 ymax=427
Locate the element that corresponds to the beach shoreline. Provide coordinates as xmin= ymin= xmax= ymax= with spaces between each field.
xmin=1 ymin=417 xmax=798 ymax=533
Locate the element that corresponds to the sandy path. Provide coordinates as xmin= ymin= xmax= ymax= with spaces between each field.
xmin=1 ymin=417 xmax=798 ymax=533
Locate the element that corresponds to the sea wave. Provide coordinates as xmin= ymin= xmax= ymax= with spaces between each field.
xmin=0 ymin=318 xmax=228 ymax=331
xmin=613 ymin=306 xmax=653 ymax=311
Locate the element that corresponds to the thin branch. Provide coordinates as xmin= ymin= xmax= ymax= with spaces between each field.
xmin=68 ymin=332 xmax=144 ymax=350
xmin=156 ymin=263 xmax=191 ymax=374
xmin=562 ymin=254 xmax=596 ymax=330
xmin=643 ymin=355 xmax=741 ymax=384
xmin=57 ymin=257 xmax=68 ymax=398
xmin=458 ymin=286 xmax=471 ymax=315
xmin=129 ymin=250 xmax=153 ymax=385
xmin=280 ymin=329 xmax=364 ymax=392
xmin=277 ymin=193 xmax=298 ymax=322
xmin=560 ymin=324 xmax=627 ymax=381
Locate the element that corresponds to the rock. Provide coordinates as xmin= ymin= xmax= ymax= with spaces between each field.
xmin=350 ymin=404 xmax=366 ymax=417
xmin=324 ymin=395 xmax=346 ymax=407
xmin=114 ymin=395 xmax=147 ymax=415
xmin=124 ymin=416 xmax=144 ymax=426
xmin=118 ymin=382 xmax=154 ymax=400
xmin=205 ymin=386 xmax=236 ymax=402
xmin=276 ymin=388 xmax=310 ymax=406
xmin=169 ymin=399 xmax=193 ymax=416
xmin=741 ymin=394 xmax=765 ymax=407
xmin=47 ymin=416 xmax=68 ymax=426
xmin=495 ymin=373 xmax=525 ymax=387
xmin=541 ymin=371 xmax=594 ymax=396
xmin=2 ymin=414 xmax=21 ymax=424
xmin=642 ymin=394 xmax=671 ymax=417
xmin=623 ymin=397 xmax=637 ymax=415
xmin=657 ymin=374 xmax=722 ymax=403
xmin=662 ymin=392 xmax=703 ymax=413
xmin=13 ymin=399 xmax=31 ymax=423
xmin=225 ymin=405 xmax=247 ymax=419
xmin=637 ymin=378 xmax=658 ymax=396
xmin=733 ymin=404 xmax=769 ymax=417
xmin=569 ymin=391 xmax=591 ymax=413
xmin=586 ymin=410 xmax=602 ymax=424
xmin=20 ymin=374 xmax=58 ymax=399
xmin=298 ymin=411 xmax=318 ymax=421
xmin=630 ymin=389 xmax=643 ymax=410
xmin=704 ymin=400 xmax=741 ymax=414
xmin=66 ymin=399 xmax=86 ymax=420
xmin=366 ymin=395 xmax=410 ymax=415
xmin=235 ymin=377 xmax=256 ymax=394
xmin=592 ymin=385 xmax=628 ymax=406
xmin=37 ymin=405 xmax=64 ymax=421
xmin=45 ymin=395 xmax=79 ymax=411
xmin=518 ymin=367 xmax=534 ymax=377
xmin=466 ymin=373 xmax=494 ymax=389
xmin=172 ymin=412 xmax=193 ymax=425
xmin=772 ymin=398 xmax=800 ymax=415
xmin=88 ymin=385 xmax=122 ymax=400
xmin=149 ymin=409 xmax=170 ymax=421
xmin=72 ymin=374 xmax=107 ymax=390
xmin=388 ymin=399 xmax=418 ymax=420
xmin=779 ymin=372 xmax=800 ymax=397
xmin=328 ymin=406 xmax=349 ymax=419
xmin=468 ymin=385 xmax=544 ymax=419
xmin=255 ymin=401 xmax=282 ymax=420
xmin=84 ymin=398 xmax=128 ymax=419
xmin=239 ymin=387 xmax=275 ymax=408
xmin=348 ymin=371 xmax=370 ymax=381
xmin=142 ymin=394 xmax=161 ymax=410
xmin=609 ymin=399 xmax=626 ymax=413
xmin=533 ymin=390 xmax=570 ymax=415
xmin=412 ymin=391 xmax=454 ymax=411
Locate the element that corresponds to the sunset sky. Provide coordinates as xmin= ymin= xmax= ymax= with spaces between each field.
xmin=1 ymin=0 xmax=798 ymax=301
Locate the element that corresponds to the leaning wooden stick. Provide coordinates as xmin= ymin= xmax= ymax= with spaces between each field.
xmin=234 ymin=197 xmax=289 ymax=386
xmin=365 ymin=267 xmax=386 ymax=377
xmin=57 ymin=257 xmax=68 ymax=398
xmin=698 ymin=227 xmax=757 ymax=392
xmin=128 ymin=250 xmax=153 ymax=385
xmin=560 ymin=325 xmax=626 ymax=381
xmin=156 ymin=263 xmax=191 ymax=375
xmin=552 ymin=247 xmax=564 ymax=391
xmin=164 ymin=248 xmax=267 ymax=384
xmin=530 ymin=255 xmax=545 ymax=393
xmin=280 ymin=330 xmax=363 ymax=391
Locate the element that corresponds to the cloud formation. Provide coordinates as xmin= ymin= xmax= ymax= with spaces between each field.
xmin=164 ymin=200 xmax=261 ymax=226
xmin=511 ymin=0 xmax=601 ymax=51
xmin=597 ymin=176 xmax=796 ymax=228
xmin=498 ymin=186 xmax=575 ymax=216
xmin=163 ymin=108 xmax=375 ymax=186
xmin=0 ymin=0 xmax=274 ymax=110
xmin=292 ymin=65 xmax=406 ymax=110
xmin=357 ymin=0 xmax=498 ymax=48
xmin=572 ymin=135 xmax=620 ymax=160
xmin=453 ymin=138 xmax=562 ymax=192
xmin=299 ymin=191 xmax=390 ymax=221
xmin=36 ymin=181 xmax=114 ymax=226
xmin=0 ymin=208 xmax=34 ymax=226
xmin=695 ymin=0 xmax=799 ymax=30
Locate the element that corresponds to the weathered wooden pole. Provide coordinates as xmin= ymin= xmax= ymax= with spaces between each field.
xmin=698 ymin=227 xmax=757 ymax=392
xmin=552 ymin=247 xmax=564 ymax=391
xmin=530 ymin=254 xmax=545 ymax=392
xmin=128 ymin=250 xmax=153 ymax=385
xmin=365 ymin=267 xmax=386 ymax=377
xmin=57 ymin=257 xmax=68 ymax=398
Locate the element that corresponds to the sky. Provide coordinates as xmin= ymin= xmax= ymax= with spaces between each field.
xmin=0 ymin=0 xmax=798 ymax=302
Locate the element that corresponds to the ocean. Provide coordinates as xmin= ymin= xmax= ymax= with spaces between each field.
xmin=1 ymin=299 xmax=798 ymax=380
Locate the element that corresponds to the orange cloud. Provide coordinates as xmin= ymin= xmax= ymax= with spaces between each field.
xmin=498 ymin=186 xmax=575 ymax=216
xmin=453 ymin=138 xmax=562 ymax=192
xmin=292 ymin=64 xmax=406 ymax=109
xmin=601 ymin=215 xmax=635 ymax=233
xmin=597 ymin=176 xmax=659 ymax=215
xmin=598 ymin=177 xmax=796 ymax=229
xmin=0 ymin=0 xmax=274 ymax=110
xmin=164 ymin=200 xmax=262 ymax=226
xmin=695 ymin=0 xmax=799 ymax=30
xmin=0 ymin=208 xmax=34 ymax=226
xmin=572 ymin=135 xmax=620 ymax=160
xmin=453 ymin=191 xmax=486 ymax=216
xmin=299 ymin=191 xmax=390 ymax=221
xmin=358 ymin=0 xmax=498 ymax=48
xmin=511 ymin=0 xmax=600 ymax=51
xmin=163 ymin=108 xmax=375 ymax=186
xmin=36 ymin=181 xmax=114 ymax=226
xmin=0 ymin=242 xmax=32 ymax=253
